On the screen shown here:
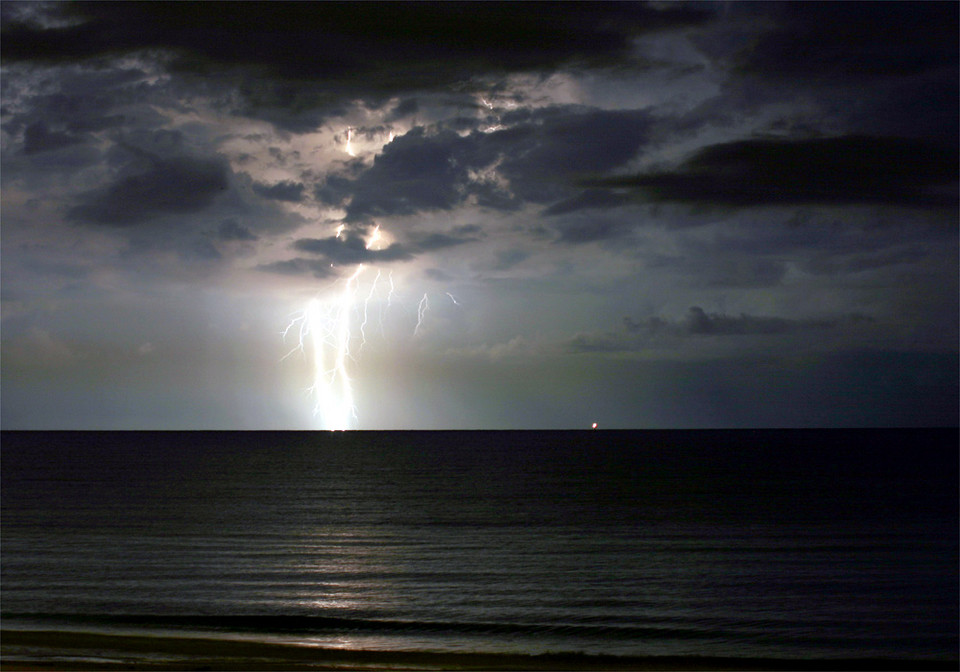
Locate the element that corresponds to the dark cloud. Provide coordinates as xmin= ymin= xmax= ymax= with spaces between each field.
xmin=681 ymin=3 xmax=960 ymax=161
xmin=276 ymin=223 xmax=483 ymax=276
xmin=566 ymin=332 xmax=630 ymax=354
xmin=0 ymin=2 xmax=712 ymax=132
xmin=570 ymin=308 xmax=872 ymax=353
xmin=861 ymin=77 xmax=959 ymax=145
xmin=802 ymin=245 xmax=930 ymax=277
xmin=440 ymin=116 xmax=485 ymax=135
xmin=679 ymin=307 xmax=870 ymax=337
xmin=345 ymin=108 xmax=652 ymax=221
xmin=735 ymin=2 xmax=958 ymax=83
xmin=450 ymin=223 xmax=482 ymax=237
xmin=314 ymin=174 xmax=355 ymax=207
xmin=256 ymin=257 xmax=334 ymax=279
xmin=470 ymin=178 xmax=522 ymax=212
xmin=586 ymin=136 xmax=959 ymax=208
xmin=345 ymin=128 xmax=476 ymax=220
xmin=350 ymin=126 xmax=394 ymax=143
xmin=491 ymin=249 xmax=531 ymax=271
xmin=3 ymin=70 xmax=152 ymax=133
xmin=423 ymin=267 xmax=453 ymax=283
xmin=115 ymin=130 xmax=186 ymax=159
xmin=183 ymin=237 xmax=221 ymax=262
xmin=68 ymin=155 xmax=229 ymax=226
xmin=252 ymin=180 xmax=304 ymax=202
xmin=387 ymin=98 xmax=419 ymax=122
xmin=1 ymin=3 xmax=713 ymax=91
xmin=22 ymin=121 xmax=82 ymax=154
xmin=551 ymin=215 xmax=636 ymax=245
xmin=293 ymin=233 xmax=413 ymax=265
xmin=228 ymin=82 xmax=342 ymax=133
xmin=405 ymin=230 xmax=481 ymax=252
xmin=495 ymin=108 xmax=652 ymax=204
xmin=682 ymin=307 xmax=834 ymax=336
xmin=652 ymin=251 xmax=789 ymax=289
xmin=543 ymin=189 xmax=634 ymax=216
xmin=217 ymin=218 xmax=257 ymax=241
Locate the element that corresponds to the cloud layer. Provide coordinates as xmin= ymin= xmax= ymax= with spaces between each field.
xmin=586 ymin=136 xmax=958 ymax=208
xmin=2 ymin=1 xmax=957 ymax=428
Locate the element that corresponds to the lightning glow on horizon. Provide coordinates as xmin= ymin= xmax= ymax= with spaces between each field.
xmin=282 ymin=224 xmax=455 ymax=430
xmin=282 ymin=263 xmax=366 ymax=430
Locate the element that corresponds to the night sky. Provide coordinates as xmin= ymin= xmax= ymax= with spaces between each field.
xmin=2 ymin=1 xmax=957 ymax=429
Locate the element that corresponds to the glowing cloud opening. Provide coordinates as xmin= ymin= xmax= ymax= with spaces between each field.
xmin=345 ymin=128 xmax=357 ymax=157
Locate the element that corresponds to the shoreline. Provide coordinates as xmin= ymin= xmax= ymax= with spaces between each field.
xmin=2 ymin=629 xmax=957 ymax=671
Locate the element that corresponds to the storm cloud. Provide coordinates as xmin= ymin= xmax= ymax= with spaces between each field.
xmin=344 ymin=108 xmax=653 ymax=221
xmin=68 ymin=156 xmax=229 ymax=225
xmin=252 ymin=180 xmax=304 ymax=202
xmin=569 ymin=308 xmax=873 ymax=354
xmin=292 ymin=233 xmax=413 ymax=265
xmin=2 ymin=2 xmax=956 ymax=429
xmin=1 ymin=2 xmax=714 ymax=85
xmin=217 ymin=219 xmax=257 ymax=241
xmin=585 ymin=136 xmax=959 ymax=208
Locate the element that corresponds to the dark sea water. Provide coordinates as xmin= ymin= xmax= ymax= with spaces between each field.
xmin=2 ymin=429 xmax=957 ymax=663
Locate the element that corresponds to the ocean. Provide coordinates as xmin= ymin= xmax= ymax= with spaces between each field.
xmin=1 ymin=429 xmax=957 ymax=668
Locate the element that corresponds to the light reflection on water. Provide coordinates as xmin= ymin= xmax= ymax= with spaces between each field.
xmin=287 ymin=529 xmax=402 ymax=615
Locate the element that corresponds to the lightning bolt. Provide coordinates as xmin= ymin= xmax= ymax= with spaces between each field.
xmin=411 ymin=291 xmax=463 ymax=337
xmin=283 ymin=224 xmax=460 ymax=429
xmin=359 ymin=268 xmax=382 ymax=349
xmin=283 ymin=265 xmax=364 ymax=430
xmin=414 ymin=293 xmax=429 ymax=336
xmin=386 ymin=271 xmax=396 ymax=307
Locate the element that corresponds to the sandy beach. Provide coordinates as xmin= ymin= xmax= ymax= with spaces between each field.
xmin=2 ymin=629 xmax=957 ymax=671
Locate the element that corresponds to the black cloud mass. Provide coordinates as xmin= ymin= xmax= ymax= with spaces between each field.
xmin=587 ymin=136 xmax=959 ymax=208
xmin=252 ymin=180 xmax=304 ymax=203
xmin=68 ymin=156 xmax=229 ymax=226
xmin=1 ymin=2 xmax=711 ymax=81
xmin=342 ymin=109 xmax=651 ymax=221
xmin=293 ymin=233 xmax=412 ymax=265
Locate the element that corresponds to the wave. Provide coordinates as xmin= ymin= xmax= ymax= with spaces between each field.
xmin=2 ymin=611 xmax=738 ymax=642
xmin=2 ymin=625 xmax=958 ymax=672
xmin=8 ymin=611 xmax=957 ymax=653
